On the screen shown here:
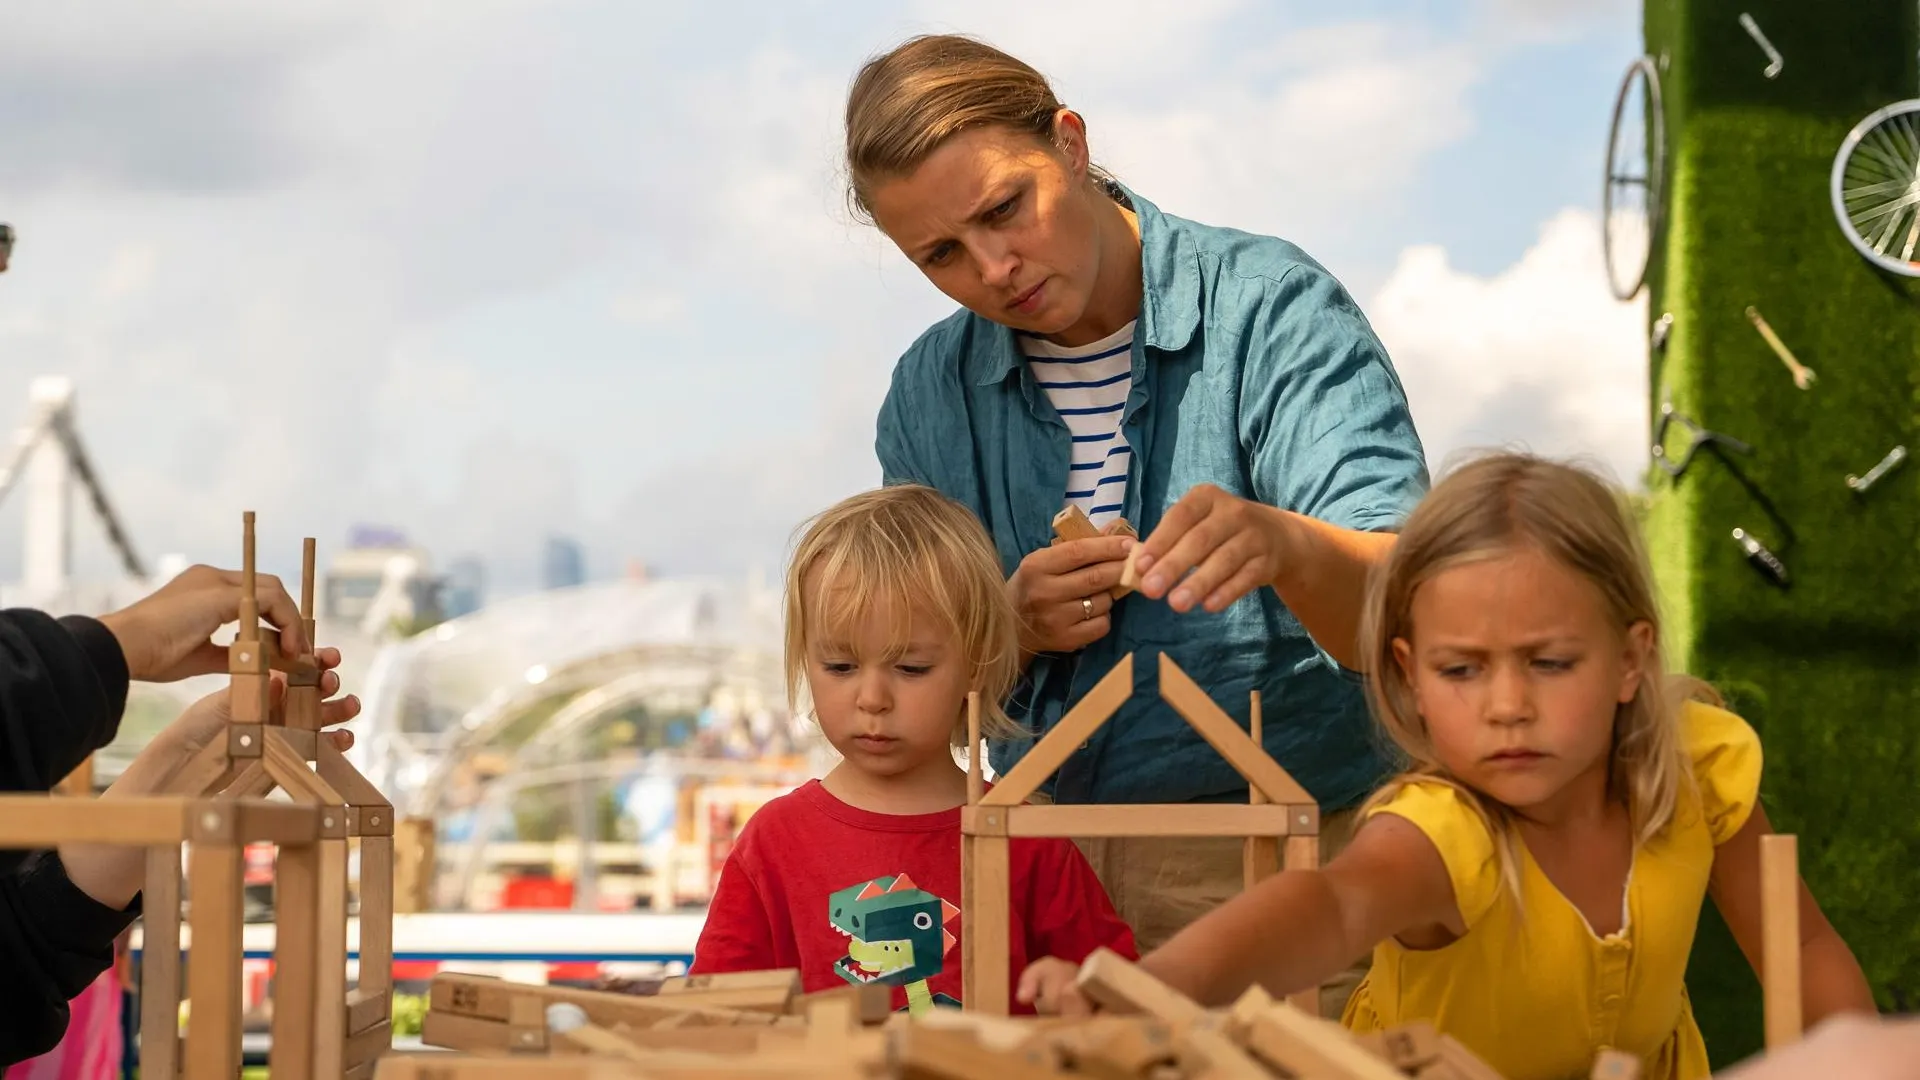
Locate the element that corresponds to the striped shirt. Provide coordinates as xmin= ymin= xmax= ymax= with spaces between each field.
xmin=1022 ymin=321 xmax=1135 ymax=530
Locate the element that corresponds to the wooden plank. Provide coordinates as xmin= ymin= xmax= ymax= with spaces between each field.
xmin=271 ymin=839 xmax=322 ymax=1080
xmin=892 ymin=1025 xmax=1065 ymax=1080
xmin=1159 ymin=654 xmax=1313 ymax=805
xmin=1180 ymin=1025 xmax=1270 ymax=1079
xmin=0 ymin=795 xmax=190 ymax=845
xmin=1074 ymin=948 xmax=1205 ymax=1026
xmin=980 ymin=654 xmax=1133 ymax=807
xmin=316 ymin=837 xmax=350 ymax=1079
xmin=347 ymin=988 xmax=390 ymax=1037
xmin=1245 ymin=692 xmax=1280 ymax=890
xmin=790 ymin=983 xmax=892 ymax=1025
xmin=237 ymin=799 xmax=322 ymax=844
xmin=963 ymin=834 xmax=1011 ymax=1014
xmin=376 ymin=1055 xmax=632 ymax=1080
xmin=183 ymin=837 xmax=245 ymax=1080
xmin=1004 ymin=803 xmax=1299 ymax=838
xmin=422 ymin=1010 xmax=796 ymax=1055
xmin=1231 ymin=999 xmax=1405 ymax=1080
xmin=661 ymin=969 xmax=800 ymax=995
xmin=138 ymin=845 xmax=183 ymax=1080
xmin=1761 ymin=834 xmax=1803 ymax=1047
xmin=427 ymin=973 xmax=776 ymax=1030
xmin=220 ymin=760 xmax=276 ymax=800
xmin=1283 ymin=833 xmax=1321 ymax=1017
xmin=359 ymin=834 xmax=397 ymax=1001
xmin=318 ymin=741 xmax=396 ymax=818
xmin=344 ymin=1018 xmax=393 ymax=1069
xmin=165 ymin=737 xmax=236 ymax=799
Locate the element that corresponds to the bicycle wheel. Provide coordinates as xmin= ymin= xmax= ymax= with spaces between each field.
xmin=1832 ymin=99 xmax=1920 ymax=277
xmin=1603 ymin=56 xmax=1665 ymax=301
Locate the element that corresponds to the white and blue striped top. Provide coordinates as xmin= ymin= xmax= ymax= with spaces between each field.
xmin=1022 ymin=321 xmax=1135 ymax=530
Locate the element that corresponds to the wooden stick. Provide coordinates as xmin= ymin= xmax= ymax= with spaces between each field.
xmin=1283 ymin=833 xmax=1320 ymax=1017
xmin=980 ymin=654 xmax=1132 ymax=806
xmin=1761 ymin=833 xmax=1802 ymax=1047
xmin=184 ymin=824 xmax=245 ymax=1080
xmin=271 ymin=840 xmax=322 ymax=1080
xmin=1158 ymin=655 xmax=1313 ymax=805
xmin=994 ymin=803 xmax=1303 ymax=838
xmin=967 ymin=691 xmax=984 ymax=806
xmin=964 ymin=835 xmax=1012 ymax=1014
xmin=1244 ymin=691 xmax=1280 ymax=891
xmin=139 ymin=845 xmax=184 ymax=1080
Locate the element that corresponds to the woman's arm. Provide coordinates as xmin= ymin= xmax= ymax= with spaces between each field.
xmin=1709 ymin=804 xmax=1877 ymax=1025
xmin=1137 ymin=814 xmax=1460 ymax=1006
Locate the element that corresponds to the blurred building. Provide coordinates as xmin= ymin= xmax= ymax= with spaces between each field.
xmin=543 ymin=535 xmax=585 ymax=590
xmin=443 ymin=556 xmax=487 ymax=619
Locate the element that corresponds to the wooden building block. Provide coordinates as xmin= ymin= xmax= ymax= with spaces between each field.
xmin=890 ymin=1025 xmax=1065 ymax=1080
xmin=1074 ymin=948 xmax=1206 ymax=1026
xmin=1760 ymin=834 xmax=1803 ymax=1048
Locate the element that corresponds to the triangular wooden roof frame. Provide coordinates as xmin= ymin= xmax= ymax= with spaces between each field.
xmin=960 ymin=650 xmax=1321 ymax=1018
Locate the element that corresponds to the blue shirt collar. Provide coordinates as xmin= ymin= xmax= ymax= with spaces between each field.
xmin=968 ymin=184 xmax=1200 ymax=387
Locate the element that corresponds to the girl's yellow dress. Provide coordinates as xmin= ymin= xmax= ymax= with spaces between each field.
xmin=1341 ymin=701 xmax=1760 ymax=1080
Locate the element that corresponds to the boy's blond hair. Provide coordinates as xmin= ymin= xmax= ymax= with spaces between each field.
xmin=1357 ymin=451 xmax=1714 ymax=904
xmin=783 ymin=483 xmax=1025 ymax=744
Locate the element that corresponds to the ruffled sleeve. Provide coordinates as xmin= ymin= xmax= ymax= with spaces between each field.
xmin=1683 ymin=699 xmax=1763 ymax=845
xmin=1365 ymin=781 xmax=1504 ymax=929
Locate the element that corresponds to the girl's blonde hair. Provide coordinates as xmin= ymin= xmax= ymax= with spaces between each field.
xmin=1357 ymin=451 xmax=1716 ymax=902
xmin=843 ymin=34 xmax=1114 ymax=223
xmin=783 ymin=483 xmax=1025 ymax=745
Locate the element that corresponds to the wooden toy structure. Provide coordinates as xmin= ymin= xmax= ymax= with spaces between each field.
xmin=961 ymin=651 xmax=1321 ymax=1016
xmin=135 ymin=513 xmax=396 ymax=1080
xmin=391 ymin=957 xmax=1645 ymax=1079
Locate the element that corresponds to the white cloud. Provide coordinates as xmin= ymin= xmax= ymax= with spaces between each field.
xmin=1368 ymin=207 xmax=1651 ymax=488
xmin=0 ymin=1 xmax=1628 ymax=606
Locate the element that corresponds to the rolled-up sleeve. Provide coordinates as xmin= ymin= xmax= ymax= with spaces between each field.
xmin=1239 ymin=262 xmax=1429 ymax=532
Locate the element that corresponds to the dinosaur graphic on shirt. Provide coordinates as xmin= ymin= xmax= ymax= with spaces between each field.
xmin=828 ymin=873 xmax=961 ymax=1016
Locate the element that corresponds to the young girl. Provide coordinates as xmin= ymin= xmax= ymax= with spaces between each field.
xmin=690 ymin=483 xmax=1136 ymax=1014
xmin=1026 ymin=451 xmax=1874 ymax=1078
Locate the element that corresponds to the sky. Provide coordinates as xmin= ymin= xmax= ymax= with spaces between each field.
xmin=0 ymin=0 xmax=1651 ymax=600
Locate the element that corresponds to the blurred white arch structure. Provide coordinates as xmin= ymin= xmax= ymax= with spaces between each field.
xmin=347 ymin=575 xmax=792 ymax=817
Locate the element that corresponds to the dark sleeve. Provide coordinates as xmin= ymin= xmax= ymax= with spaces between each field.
xmin=0 ymin=850 xmax=142 ymax=1065
xmin=0 ymin=610 xmax=130 ymax=794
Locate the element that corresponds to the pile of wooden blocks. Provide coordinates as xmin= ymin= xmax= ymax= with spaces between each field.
xmin=384 ymin=953 xmax=1643 ymax=1080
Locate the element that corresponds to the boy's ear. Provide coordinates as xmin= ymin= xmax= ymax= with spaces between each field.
xmin=1619 ymin=619 xmax=1656 ymax=703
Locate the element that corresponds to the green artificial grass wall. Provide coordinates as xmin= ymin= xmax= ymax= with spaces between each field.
xmin=1640 ymin=0 xmax=1920 ymax=1066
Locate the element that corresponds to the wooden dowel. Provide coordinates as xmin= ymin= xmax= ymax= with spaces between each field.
xmin=1761 ymin=833 xmax=1802 ymax=1047
xmin=967 ymin=691 xmax=983 ymax=805
xmin=240 ymin=511 xmax=259 ymax=639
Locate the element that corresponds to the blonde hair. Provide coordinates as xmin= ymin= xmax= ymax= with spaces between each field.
xmin=783 ymin=483 xmax=1025 ymax=745
xmin=1357 ymin=451 xmax=1715 ymax=904
xmin=843 ymin=34 xmax=1114 ymax=223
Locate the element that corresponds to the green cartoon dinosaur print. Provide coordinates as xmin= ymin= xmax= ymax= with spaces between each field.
xmin=828 ymin=873 xmax=961 ymax=1016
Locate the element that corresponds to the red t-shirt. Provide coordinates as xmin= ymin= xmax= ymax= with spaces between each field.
xmin=690 ymin=780 xmax=1137 ymax=1014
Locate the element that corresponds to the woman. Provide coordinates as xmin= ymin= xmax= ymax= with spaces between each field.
xmin=853 ymin=34 xmax=1429 ymax=1012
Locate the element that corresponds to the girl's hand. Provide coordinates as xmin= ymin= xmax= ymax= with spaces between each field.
xmin=1016 ymin=957 xmax=1095 ymax=1017
xmin=1007 ymin=536 xmax=1134 ymax=657
xmin=1130 ymin=484 xmax=1295 ymax=615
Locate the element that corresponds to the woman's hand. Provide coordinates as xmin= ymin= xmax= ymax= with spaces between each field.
xmin=1130 ymin=484 xmax=1296 ymax=614
xmin=1017 ymin=957 xmax=1095 ymax=1017
xmin=1007 ymin=535 xmax=1133 ymax=657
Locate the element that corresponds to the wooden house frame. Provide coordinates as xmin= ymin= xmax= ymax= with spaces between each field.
xmin=0 ymin=793 xmax=325 ymax=1078
xmin=959 ymin=651 xmax=1322 ymax=1016
xmin=136 ymin=512 xmax=395 ymax=1080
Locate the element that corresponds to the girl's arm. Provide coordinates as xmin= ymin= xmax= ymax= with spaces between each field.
xmin=1708 ymin=804 xmax=1877 ymax=1024
xmin=1138 ymin=814 xmax=1461 ymax=1007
